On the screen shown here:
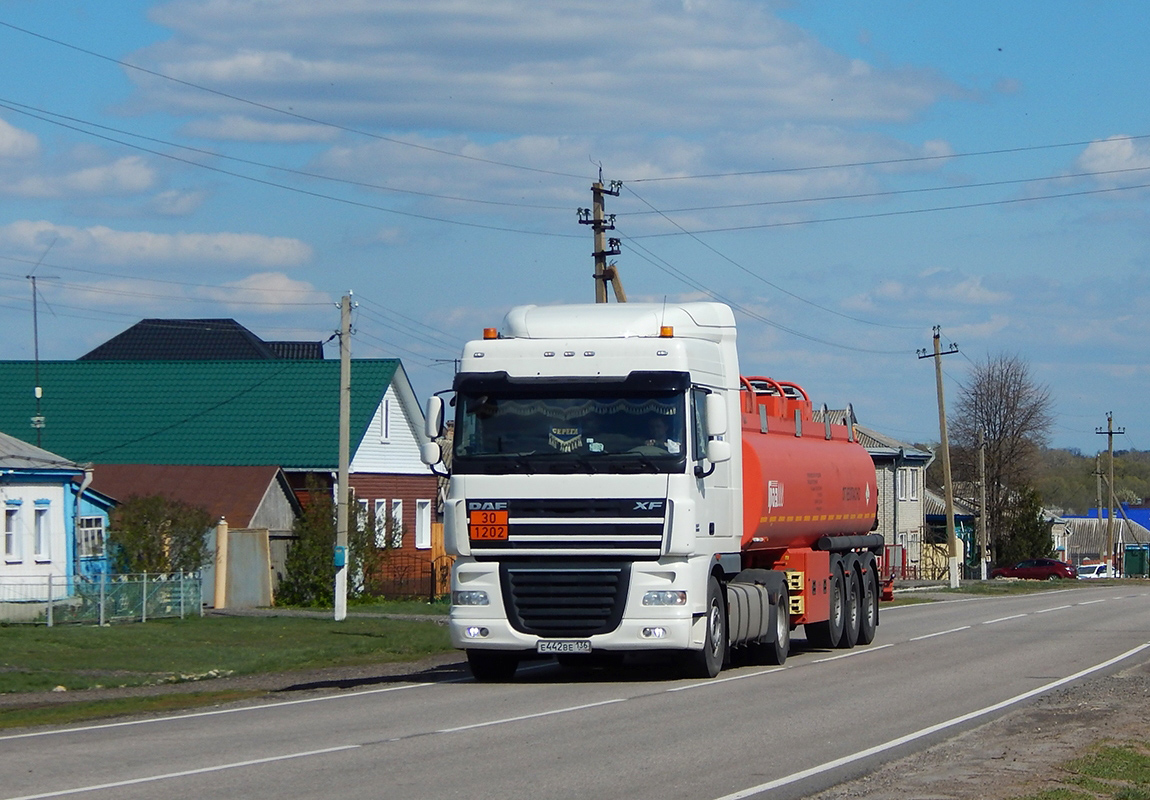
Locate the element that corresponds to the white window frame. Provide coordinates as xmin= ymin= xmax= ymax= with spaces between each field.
xmin=4 ymin=506 xmax=20 ymax=562
xmin=379 ymin=397 xmax=391 ymax=443
xmin=78 ymin=516 xmax=105 ymax=559
xmin=33 ymin=507 xmax=49 ymax=562
xmin=389 ymin=499 xmax=403 ymax=549
xmin=415 ymin=499 xmax=432 ymax=550
xmin=374 ymin=499 xmax=388 ymax=548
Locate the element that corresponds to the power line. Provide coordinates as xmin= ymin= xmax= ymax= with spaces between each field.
xmin=0 ymin=20 xmax=588 ymax=181
xmin=0 ymin=99 xmax=582 ymax=240
xmin=627 ymin=179 xmax=1150 ymax=238
xmin=0 ymin=96 xmax=574 ymax=212
xmin=626 ymin=134 xmax=1150 ymax=183
xmin=623 ymin=184 xmax=919 ymax=330
xmin=619 ymin=164 xmax=1150 ymax=216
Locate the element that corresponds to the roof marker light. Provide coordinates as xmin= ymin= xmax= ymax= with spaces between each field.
xmin=659 ymin=326 xmax=674 ymax=338
xmin=482 ymin=328 xmax=498 ymax=340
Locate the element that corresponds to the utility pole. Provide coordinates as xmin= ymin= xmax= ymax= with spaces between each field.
xmin=918 ymin=327 xmax=960 ymax=587
xmin=1096 ymin=412 xmax=1125 ymax=574
xmin=577 ymin=173 xmax=625 ymax=302
xmin=334 ymin=293 xmax=353 ymax=622
xmin=27 ymin=273 xmax=59 ymax=447
xmin=978 ymin=428 xmax=988 ymax=580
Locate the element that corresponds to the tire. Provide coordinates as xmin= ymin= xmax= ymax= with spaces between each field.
xmin=1046 ymin=574 xmax=1060 ymax=581
xmin=466 ymin=650 xmax=520 ymax=682
xmin=686 ymin=576 xmax=727 ymax=679
xmin=805 ymin=560 xmax=844 ymax=649
xmin=749 ymin=585 xmax=790 ymax=666
xmin=837 ymin=560 xmax=861 ymax=649
xmin=857 ymin=556 xmax=880 ymax=646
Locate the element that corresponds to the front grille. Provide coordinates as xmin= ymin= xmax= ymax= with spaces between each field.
xmin=470 ymin=498 xmax=667 ymax=558
xmin=501 ymin=561 xmax=630 ymax=637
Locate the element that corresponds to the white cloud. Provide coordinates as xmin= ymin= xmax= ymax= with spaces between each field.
xmin=201 ymin=271 xmax=330 ymax=309
xmin=1075 ymin=135 xmax=1150 ymax=187
xmin=0 ymin=220 xmax=313 ymax=267
xmin=0 ymin=117 xmax=39 ymax=158
xmin=182 ymin=114 xmax=339 ymax=142
xmin=136 ymin=0 xmax=958 ymax=137
xmin=2 ymin=156 xmax=157 ymax=198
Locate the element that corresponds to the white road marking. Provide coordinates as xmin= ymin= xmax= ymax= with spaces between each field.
xmin=983 ymin=614 xmax=1028 ymax=625
xmin=3 ymin=745 xmax=360 ymax=800
xmin=668 ymin=667 xmax=787 ymax=692
xmin=435 ymin=698 xmax=626 ymax=733
xmin=909 ymin=626 xmax=971 ymax=641
xmin=1036 ymin=605 xmax=1073 ymax=614
xmin=712 ymin=641 xmax=1150 ymax=800
xmin=0 ymin=682 xmax=434 ymax=741
xmin=810 ymin=644 xmax=893 ymax=663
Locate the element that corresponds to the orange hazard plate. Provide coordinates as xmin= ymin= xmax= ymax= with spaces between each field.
xmin=469 ymin=510 xmax=509 ymax=541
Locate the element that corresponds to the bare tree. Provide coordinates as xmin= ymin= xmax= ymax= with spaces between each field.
xmin=949 ymin=353 xmax=1054 ymax=564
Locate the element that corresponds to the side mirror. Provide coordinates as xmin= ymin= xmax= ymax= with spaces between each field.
xmin=425 ymin=396 xmax=444 ymax=439
xmin=706 ymin=439 xmax=731 ymax=464
xmin=705 ymin=392 xmax=727 ymax=437
xmin=420 ymin=441 xmax=442 ymax=466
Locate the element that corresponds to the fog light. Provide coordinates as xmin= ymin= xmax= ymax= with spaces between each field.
xmin=464 ymin=626 xmax=489 ymax=639
xmin=453 ymin=590 xmax=489 ymax=606
xmin=642 ymin=627 xmax=668 ymax=639
xmin=642 ymin=590 xmax=687 ymax=606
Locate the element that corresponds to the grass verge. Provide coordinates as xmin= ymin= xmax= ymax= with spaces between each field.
xmin=0 ymin=607 xmax=452 ymax=694
xmin=1014 ymin=740 xmax=1150 ymax=800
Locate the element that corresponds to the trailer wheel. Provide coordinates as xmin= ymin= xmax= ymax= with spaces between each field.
xmin=749 ymin=585 xmax=790 ymax=666
xmin=687 ymin=576 xmax=727 ymax=679
xmin=805 ymin=561 xmax=844 ymax=649
xmin=858 ymin=556 xmax=879 ymax=645
xmin=837 ymin=560 xmax=861 ymax=649
xmin=466 ymin=650 xmax=520 ymax=682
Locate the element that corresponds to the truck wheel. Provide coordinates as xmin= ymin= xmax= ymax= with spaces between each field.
xmin=687 ymin=576 xmax=727 ymax=679
xmin=466 ymin=650 xmax=520 ymax=682
xmin=749 ymin=585 xmax=790 ymax=666
xmin=837 ymin=563 xmax=861 ymax=649
xmin=805 ymin=562 xmax=844 ymax=649
xmin=858 ymin=556 xmax=879 ymax=645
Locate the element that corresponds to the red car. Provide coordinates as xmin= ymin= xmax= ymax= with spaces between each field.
xmin=990 ymin=558 xmax=1078 ymax=581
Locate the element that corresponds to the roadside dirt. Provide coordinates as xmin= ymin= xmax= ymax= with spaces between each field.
xmin=807 ymin=656 xmax=1150 ymax=800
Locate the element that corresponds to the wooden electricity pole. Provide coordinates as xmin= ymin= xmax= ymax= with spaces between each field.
xmin=919 ymin=327 xmax=960 ymax=587
xmin=334 ymin=293 xmax=352 ymax=621
xmin=578 ymin=176 xmax=625 ymax=302
xmin=1096 ymin=412 xmax=1125 ymax=573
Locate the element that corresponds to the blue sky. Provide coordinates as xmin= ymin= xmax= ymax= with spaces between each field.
xmin=0 ymin=0 xmax=1146 ymax=456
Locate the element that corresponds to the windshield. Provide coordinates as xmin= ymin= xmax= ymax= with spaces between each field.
xmin=451 ymin=372 xmax=688 ymax=474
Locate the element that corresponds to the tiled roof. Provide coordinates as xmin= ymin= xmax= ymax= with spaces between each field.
xmin=0 ymin=359 xmax=399 ymax=468
xmin=90 ymin=464 xmax=298 ymax=528
xmin=80 ymin=319 xmax=281 ymax=361
xmin=266 ymin=341 xmax=325 ymax=360
xmin=0 ymin=429 xmax=80 ymax=471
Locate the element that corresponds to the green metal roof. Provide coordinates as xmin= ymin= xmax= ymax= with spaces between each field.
xmin=0 ymin=360 xmax=399 ymax=468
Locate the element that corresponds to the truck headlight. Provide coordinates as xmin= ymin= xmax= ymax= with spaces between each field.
xmin=453 ymin=590 xmax=490 ymax=606
xmin=642 ymin=590 xmax=687 ymax=606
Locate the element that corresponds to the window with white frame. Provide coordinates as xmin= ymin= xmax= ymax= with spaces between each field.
xmin=896 ymin=468 xmax=919 ymax=501
xmin=389 ymin=499 xmax=403 ymax=549
xmin=78 ymin=516 xmax=105 ymax=558
xmin=415 ymin=499 xmax=431 ymax=550
xmin=4 ymin=506 xmax=20 ymax=561
xmin=374 ymin=499 xmax=388 ymax=548
xmin=357 ymin=499 xmax=369 ymax=534
xmin=379 ymin=397 xmax=391 ymax=443
xmin=33 ymin=507 xmax=49 ymax=561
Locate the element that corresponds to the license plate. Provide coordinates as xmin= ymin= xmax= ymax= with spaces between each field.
xmin=536 ymin=639 xmax=592 ymax=654
xmin=469 ymin=510 xmax=508 ymax=541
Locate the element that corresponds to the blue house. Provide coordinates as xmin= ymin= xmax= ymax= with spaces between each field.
xmin=1 ymin=430 xmax=114 ymax=600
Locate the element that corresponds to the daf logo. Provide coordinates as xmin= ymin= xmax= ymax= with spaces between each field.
xmin=634 ymin=500 xmax=664 ymax=511
xmin=467 ymin=501 xmax=508 ymax=511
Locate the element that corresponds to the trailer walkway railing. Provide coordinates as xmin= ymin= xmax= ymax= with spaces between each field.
xmin=0 ymin=573 xmax=203 ymax=626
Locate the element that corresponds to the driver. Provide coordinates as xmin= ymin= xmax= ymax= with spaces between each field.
xmin=644 ymin=415 xmax=681 ymax=454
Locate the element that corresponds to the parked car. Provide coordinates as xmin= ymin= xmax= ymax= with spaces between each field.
xmin=1077 ymin=563 xmax=1112 ymax=579
xmin=990 ymin=558 xmax=1078 ymax=581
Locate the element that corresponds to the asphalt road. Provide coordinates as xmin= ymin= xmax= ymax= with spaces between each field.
xmin=3 ymin=584 xmax=1149 ymax=800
